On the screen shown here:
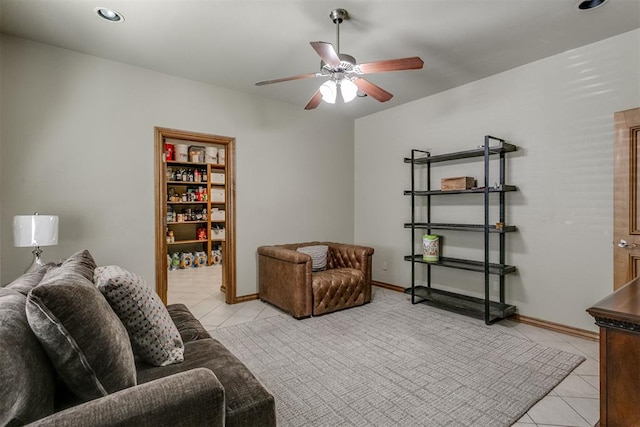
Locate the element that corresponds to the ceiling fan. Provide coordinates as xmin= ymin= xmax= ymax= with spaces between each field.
xmin=255 ymin=8 xmax=424 ymax=110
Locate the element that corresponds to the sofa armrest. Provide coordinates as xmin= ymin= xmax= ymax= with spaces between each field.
xmin=257 ymin=246 xmax=313 ymax=318
xmin=27 ymin=368 xmax=225 ymax=427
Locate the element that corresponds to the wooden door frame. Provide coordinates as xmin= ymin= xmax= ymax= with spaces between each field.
xmin=613 ymin=107 xmax=640 ymax=290
xmin=154 ymin=127 xmax=237 ymax=304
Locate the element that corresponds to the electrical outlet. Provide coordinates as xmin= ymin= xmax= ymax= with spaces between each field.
xmin=382 ymin=261 xmax=388 ymax=271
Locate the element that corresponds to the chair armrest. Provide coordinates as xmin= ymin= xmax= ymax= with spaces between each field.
xmin=258 ymin=246 xmax=313 ymax=318
xmin=27 ymin=368 xmax=224 ymax=427
xmin=257 ymin=245 xmax=310 ymax=264
xmin=328 ymin=243 xmax=375 ymax=271
xmin=327 ymin=243 xmax=375 ymax=302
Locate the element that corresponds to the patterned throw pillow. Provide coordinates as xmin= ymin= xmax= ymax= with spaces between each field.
xmin=95 ymin=266 xmax=184 ymax=367
xmin=26 ymin=270 xmax=136 ymax=401
xmin=297 ymin=245 xmax=329 ymax=272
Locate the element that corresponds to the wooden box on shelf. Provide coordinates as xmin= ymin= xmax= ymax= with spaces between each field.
xmin=441 ymin=176 xmax=475 ymax=190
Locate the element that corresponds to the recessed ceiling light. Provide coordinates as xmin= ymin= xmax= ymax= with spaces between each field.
xmin=576 ymin=0 xmax=609 ymax=11
xmin=95 ymin=7 xmax=124 ymax=22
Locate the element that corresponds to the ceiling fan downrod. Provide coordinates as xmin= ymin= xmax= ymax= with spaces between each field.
xmin=329 ymin=8 xmax=348 ymax=54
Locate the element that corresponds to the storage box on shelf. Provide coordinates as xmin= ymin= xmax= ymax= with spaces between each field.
xmin=404 ymin=136 xmax=518 ymax=325
xmin=210 ymin=188 xmax=225 ymax=203
xmin=211 ymin=209 xmax=225 ymax=222
xmin=441 ymin=176 xmax=475 ymax=190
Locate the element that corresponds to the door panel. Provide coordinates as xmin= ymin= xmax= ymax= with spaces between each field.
xmin=613 ymin=107 xmax=640 ymax=289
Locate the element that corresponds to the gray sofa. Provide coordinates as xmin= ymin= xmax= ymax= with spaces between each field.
xmin=0 ymin=250 xmax=275 ymax=427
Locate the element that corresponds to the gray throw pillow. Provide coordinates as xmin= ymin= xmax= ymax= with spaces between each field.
xmin=95 ymin=265 xmax=185 ymax=367
xmin=0 ymin=288 xmax=55 ymax=426
xmin=297 ymin=245 xmax=329 ymax=272
xmin=60 ymin=249 xmax=97 ymax=282
xmin=5 ymin=262 xmax=56 ymax=296
xmin=26 ymin=269 xmax=136 ymax=401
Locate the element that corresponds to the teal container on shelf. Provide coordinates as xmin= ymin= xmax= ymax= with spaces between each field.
xmin=422 ymin=234 xmax=440 ymax=262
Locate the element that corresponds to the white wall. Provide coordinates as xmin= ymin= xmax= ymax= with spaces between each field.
xmin=0 ymin=35 xmax=355 ymax=295
xmin=355 ymin=29 xmax=640 ymax=332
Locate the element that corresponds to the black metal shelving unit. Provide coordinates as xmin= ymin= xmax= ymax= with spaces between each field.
xmin=404 ymin=136 xmax=518 ymax=324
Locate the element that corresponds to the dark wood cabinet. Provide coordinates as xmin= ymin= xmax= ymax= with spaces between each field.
xmin=587 ymin=277 xmax=640 ymax=427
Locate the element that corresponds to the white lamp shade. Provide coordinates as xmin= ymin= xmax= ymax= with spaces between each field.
xmin=319 ymin=80 xmax=337 ymax=104
xmin=340 ymin=79 xmax=358 ymax=103
xmin=13 ymin=215 xmax=59 ymax=247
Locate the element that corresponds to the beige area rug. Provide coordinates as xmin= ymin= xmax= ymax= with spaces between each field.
xmin=210 ymin=289 xmax=585 ymax=427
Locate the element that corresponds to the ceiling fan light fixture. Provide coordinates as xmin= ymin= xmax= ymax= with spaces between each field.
xmin=340 ymin=79 xmax=358 ymax=103
xmin=320 ymin=80 xmax=337 ymax=104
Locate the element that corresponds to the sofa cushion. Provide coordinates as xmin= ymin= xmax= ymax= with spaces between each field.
xmin=297 ymin=244 xmax=328 ymax=271
xmin=167 ymin=303 xmax=212 ymax=342
xmin=60 ymin=249 xmax=97 ymax=282
xmin=0 ymin=287 xmax=56 ymax=426
xmin=95 ymin=265 xmax=184 ymax=366
xmin=137 ymin=338 xmax=276 ymax=427
xmin=5 ymin=262 xmax=57 ymax=296
xmin=26 ymin=268 xmax=136 ymax=401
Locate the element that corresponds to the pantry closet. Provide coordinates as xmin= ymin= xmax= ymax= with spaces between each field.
xmin=154 ymin=127 xmax=236 ymax=306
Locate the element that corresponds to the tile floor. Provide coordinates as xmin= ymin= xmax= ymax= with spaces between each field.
xmin=168 ymin=267 xmax=600 ymax=427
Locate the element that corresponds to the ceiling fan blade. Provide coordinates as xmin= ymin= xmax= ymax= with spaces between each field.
xmin=255 ymin=73 xmax=319 ymax=86
xmin=357 ymin=57 xmax=424 ymax=74
xmin=304 ymin=90 xmax=323 ymax=110
xmin=353 ymin=78 xmax=393 ymax=103
xmin=310 ymin=41 xmax=341 ymax=67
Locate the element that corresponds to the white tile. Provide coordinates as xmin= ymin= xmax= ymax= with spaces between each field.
xmin=573 ymin=358 xmax=599 ymax=376
xmin=569 ymin=341 xmax=600 ymax=361
xmin=527 ymin=396 xmax=590 ymax=426
xmin=256 ymin=304 xmax=285 ymax=319
xmin=580 ymin=375 xmax=599 ymax=391
xmin=516 ymin=413 xmax=535 ymax=423
xmin=553 ymin=374 xmax=599 ymax=399
xmin=562 ymin=397 xmax=600 ymax=426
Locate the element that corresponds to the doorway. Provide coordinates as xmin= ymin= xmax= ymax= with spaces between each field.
xmin=613 ymin=107 xmax=640 ymax=290
xmin=154 ymin=127 xmax=237 ymax=305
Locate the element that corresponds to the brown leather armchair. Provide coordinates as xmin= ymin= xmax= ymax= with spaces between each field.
xmin=257 ymin=242 xmax=375 ymax=319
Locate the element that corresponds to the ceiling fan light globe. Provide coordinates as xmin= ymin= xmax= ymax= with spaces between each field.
xmin=341 ymin=79 xmax=358 ymax=103
xmin=320 ymin=80 xmax=337 ymax=104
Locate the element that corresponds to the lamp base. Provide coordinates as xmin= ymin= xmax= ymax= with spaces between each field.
xmin=25 ymin=246 xmax=46 ymax=273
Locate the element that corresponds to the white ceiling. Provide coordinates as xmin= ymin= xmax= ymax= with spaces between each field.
xmin=1 ymin=0 xmax=639 ymax=119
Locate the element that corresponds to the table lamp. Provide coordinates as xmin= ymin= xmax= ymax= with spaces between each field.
xmin=13 ymin=214 xmax=59 ymax=273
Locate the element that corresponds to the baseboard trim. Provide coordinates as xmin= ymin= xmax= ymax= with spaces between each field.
xmin=234 ymin=293 xmax=259 ymax=304
xmin=372 ymin=281 xmax=405 ymax=293
xmin=372 ymin=281 xmax=599 ymax=341
xmin=512 ymin=314 xmax=599 ymax=342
